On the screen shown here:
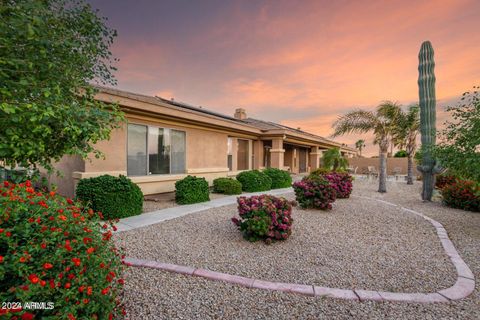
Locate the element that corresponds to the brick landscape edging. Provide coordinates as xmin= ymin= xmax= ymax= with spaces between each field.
xmin=123 ymin=196 xmax=475 ymax=303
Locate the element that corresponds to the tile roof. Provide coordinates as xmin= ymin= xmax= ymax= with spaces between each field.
xmin=93 ymin=85 xmax=355 ymax=151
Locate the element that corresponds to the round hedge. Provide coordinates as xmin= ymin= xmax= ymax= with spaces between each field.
xmin=175 ymin=175 xmax=210 ymax=204
xmin=263 ymin=168 xmax=292 ymax=189
xmin=213 ymin=177 xmax=242 ymax=195
xmin=75 ymin=175 xmax=143 ymax=219
xmin=236 ymin=170 xmax=272 ymax=192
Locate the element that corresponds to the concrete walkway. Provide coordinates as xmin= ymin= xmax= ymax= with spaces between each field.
xmin=123 ymin=195 xmax=475 ymax=304
xmin=116 ymin=187 xmax=294 ymax=232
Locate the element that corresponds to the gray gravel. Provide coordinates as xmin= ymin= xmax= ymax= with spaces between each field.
xmin=118 ymin=179 xmax=480 ymax=319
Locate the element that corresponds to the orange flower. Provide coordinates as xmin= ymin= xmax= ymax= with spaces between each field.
xmin=43 ymin=263 xmax=53 ymax=270
xmin=21 ymin=312 xmax=34 ymax=320
xmin=19 ymin=256 xmax=27 ymax=263
xmin=71 ymin=257 xmax=81 ymax=266
xmin=87 ymin=286 xmax=92 ymax=296
xmin=64 ymin=282 xmax=71 ymax=289
xmin=58 ymin=215 xmax=67 ymax=221
xmin=86 ymin=247 xmax=95 ymax=254
xmin=28 ymin=274 xmax=39 ymax=284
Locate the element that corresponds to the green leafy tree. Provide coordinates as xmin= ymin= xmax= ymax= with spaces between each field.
xmin=0 ymin=0 xmax=124 ymax=172
xmin=332 ymin=101 xmax=401 ymax=193
xmin=391 ymin=105 xmax=420 ymax=184
xmin=321 ymin=147 xmax=348 ymax=172
xmin=355 ymin=139 xmax=366 ymax=157
xmin=434 ymin=87 xmax=480 ymax=182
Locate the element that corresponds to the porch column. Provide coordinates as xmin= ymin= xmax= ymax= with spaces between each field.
xmin=310 ymin=146 xmax=322 ymax=170
xmin=270 ymin=138 xmax=285 ymax=169
xmin=231 ymin=138 xmax=238 ymax=171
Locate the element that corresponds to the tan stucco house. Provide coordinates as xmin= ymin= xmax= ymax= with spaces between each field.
xmin=52 ymin=86 xmax=356 ymax=197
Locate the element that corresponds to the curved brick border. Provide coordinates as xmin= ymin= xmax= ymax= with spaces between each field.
xmin=124 ymin=196 xmax=475 ymax=303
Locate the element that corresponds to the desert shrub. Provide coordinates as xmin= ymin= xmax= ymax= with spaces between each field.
xmin=394 ymin=150 xmax=408 ymax=157
xmin=263 ymin=168 xmax=292 ymax=189
xmin=175 ymin=175 xmax=210 ymax=204
xmin=76 ymin=175 xmax=143 ymax=219
xmin=236 ymin=170 xmax=272 ymax=192
xmin=213 ymin=177 xmax=242 ymax=195
xmin=435 ymin=174 xmax=457 ymax=190
xmin=232 ymin=195 xmax=294 ymax=243
xmin=310 ymin=168 xmax=330 ymax=176
xmin=0 ymin=181 xmax=125 ymax=319
xmin=309 ymin=171 xmax=353 ymax=198
xmin=322 ymin=172 xmax=353 ymax=198
xmin=293 ymin=176 xmax=337 ymax=210
xmin=441 ymin=179 xmax=480 ymax=212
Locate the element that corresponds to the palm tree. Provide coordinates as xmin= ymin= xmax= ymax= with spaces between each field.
xmin=332 ymin=101 xmax=401 ymax=193
xmin=391 ymin=104 xmax=420 ymax=185
xmin=355 ymin=139 xmax=366 ymax=157
xmin=322 ymin=147 xmax=348 ymax=171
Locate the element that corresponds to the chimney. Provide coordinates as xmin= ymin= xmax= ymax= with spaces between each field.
xmin=234 ymin=108 xmax=247 ymax=120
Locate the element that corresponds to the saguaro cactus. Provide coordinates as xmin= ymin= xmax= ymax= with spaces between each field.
xmin=417 ymin=41 xmax=440 ymax=201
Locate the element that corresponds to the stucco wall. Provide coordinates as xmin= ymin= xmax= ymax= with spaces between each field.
xmin=46 ymin=155 xmax=85 ymax=198
xmin=348 ymin=157 xmax=419 ymax=176
xmin=69 ymin=115 xmax=256 ymax=195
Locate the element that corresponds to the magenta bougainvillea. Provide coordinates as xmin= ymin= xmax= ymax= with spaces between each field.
xmin=322 ymin=172 xmax=353 ymax=198
xmin=292 ymin=177 xmax=337 ymax=210
xmin=232 ymin=195 xmax=294 ymax=243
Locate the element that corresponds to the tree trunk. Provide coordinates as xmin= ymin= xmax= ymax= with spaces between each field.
xmin=407 ymin=154 xmax=414 ymax=184
xmin=378 ymin=147 xmax=388 ymax=193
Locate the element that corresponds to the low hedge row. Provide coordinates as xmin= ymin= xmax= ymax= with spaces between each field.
xmin=76 ymin=175 xmax=143 ymax=219
xmin=213 ymin=177 xmax=242 ymax=195
xmin=175 ymin=175 xmax=210 ymax=204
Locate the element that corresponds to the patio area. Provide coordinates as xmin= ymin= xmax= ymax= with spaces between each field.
xmin=114 ymin=179 xmax=479 ymax=319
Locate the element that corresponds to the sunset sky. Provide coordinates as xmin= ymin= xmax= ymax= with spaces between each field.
xmin=89 ymin=0 xmax=480 ymax=156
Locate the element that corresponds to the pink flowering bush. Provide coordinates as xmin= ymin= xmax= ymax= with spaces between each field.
xmin=232 ymin=195 xmax=294 ymax=243
xmin=292 ymin=176 xmax=337 ymax=210
xmin=322 ymin=172 xmax=353 ymax=198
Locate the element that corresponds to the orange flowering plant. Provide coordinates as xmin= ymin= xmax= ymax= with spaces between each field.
xmin=0 ymin=181 xmax=125 ymax=319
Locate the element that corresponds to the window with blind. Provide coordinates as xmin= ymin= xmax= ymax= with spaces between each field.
xmin=127 ymin=124 xmax=186 ymax=176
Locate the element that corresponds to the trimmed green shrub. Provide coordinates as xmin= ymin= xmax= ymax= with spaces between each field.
xmin=0 ymin=180 xmax=125 ymax=319
xmin=76 ymin=175 xmax=143 ymax=219
xmin=175 ymin=175 xmax=210 ymax=204
xmin=394 ymin=150 xmax=408 ymax=157
xmin=236 ymin=170 xmax=272 ymax=192
xmin=213 ymin=177 xmax=242 ymax=195
xmin=441 ymin=179 xmax=479 ymax=212
xmin=263 ymin=168 xmax=292 ymax=189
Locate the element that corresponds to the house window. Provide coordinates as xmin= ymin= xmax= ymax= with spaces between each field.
xmin=127 ymin=124 xmax=186 ymax=176
xmin=237 ymin=139 xmax=249 ymax=170
xmin=227 ymin=137 xmax=233 ymax=171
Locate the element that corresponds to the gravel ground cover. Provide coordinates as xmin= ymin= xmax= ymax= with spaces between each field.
xmin=118 ymin=179 xmax=480 ymax=319
xmin=142 ymin=192 xmax=228 ymax=213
